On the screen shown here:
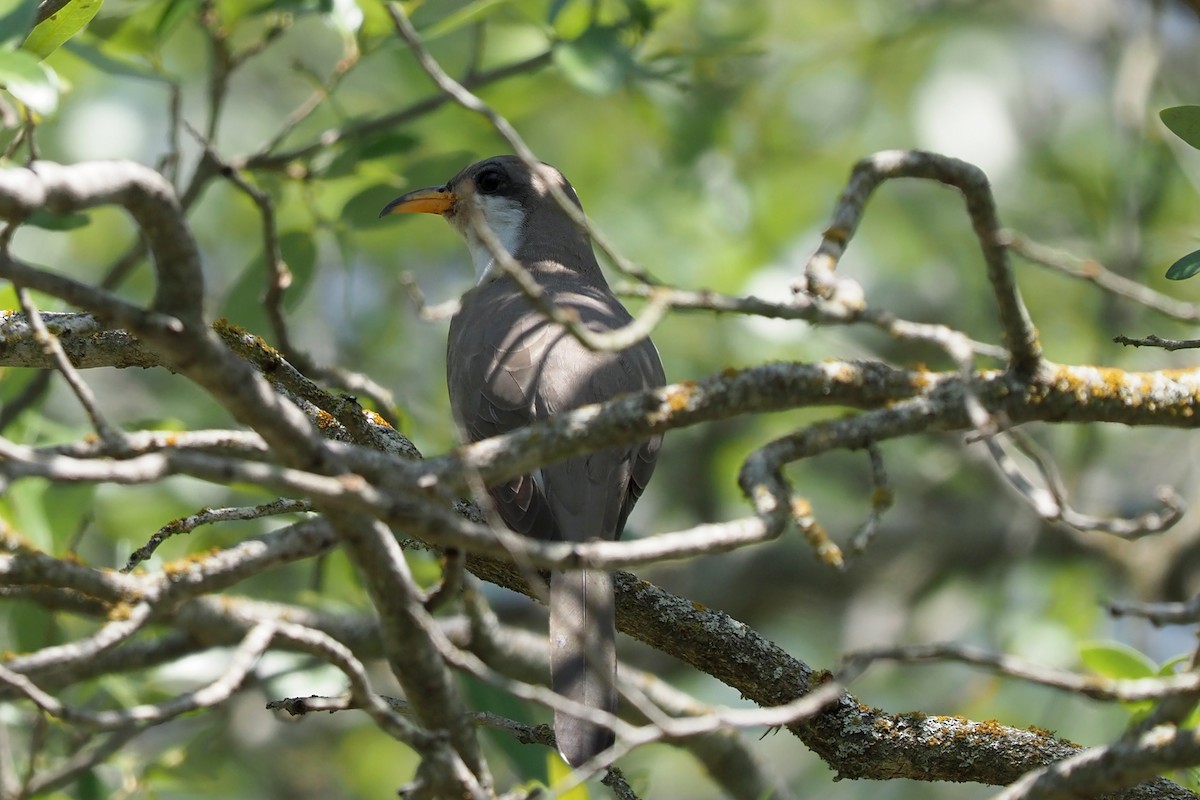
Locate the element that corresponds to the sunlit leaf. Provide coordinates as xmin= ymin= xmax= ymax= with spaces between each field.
xmin=22 ymin=0 xmax=104 ymax=59
xmin=0 ymin=47 xmax=56 ymax=114
xmin=1158 ymin=653 xmax=1192 ymax=677
xmin=547 ymin=753 xmax=589 ymax=799
xmin=1079 ymin=640 xmax=1156 ymax=680
xmin=0 ymin=477 xmax=53 ymax=549
xmin=1161 ymin=105 xmax=1200 ymax=151
xmin=1166 ymin=248 xmax=1200 ymax=280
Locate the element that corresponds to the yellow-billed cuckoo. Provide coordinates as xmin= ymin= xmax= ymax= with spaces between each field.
xmin=380 ymin=156 xmax=664 ymax=767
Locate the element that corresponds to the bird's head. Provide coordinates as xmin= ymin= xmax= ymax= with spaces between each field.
xmin=380 ymin=155 xmax=590 ymax=282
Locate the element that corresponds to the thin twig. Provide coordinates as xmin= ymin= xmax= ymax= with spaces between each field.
xmin=851 ymin=441 xmax=893 ymax=554
xmin=843 ymin=642 xmax=1200 ymax=703
xmin=1004 ymin=231 xmax=1200 ymax=323
xmin=985 ymin=429 xmax=1182 ymax=538
xmin=122 ymin=498 xmax=314 ymax=573
xmin=240 ymin=51 xmax=554 ymax=170
xmin=1115 ymin=333 xmax=1200 ymax=351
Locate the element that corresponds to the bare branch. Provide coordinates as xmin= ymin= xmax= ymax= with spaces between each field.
xmin=1115 ymin=333 xmax=1200 ymax=351
xmin=0 ymin=621 xmax=274 ymax=730
xmin=122 ymin=498 xmax=314 ymax=572
xmin=993 ymin=724 xmax=1200 ymax=800
xmin=0 ymin=161 xmax=204 ymax=327
xmin=844 ymin=642 xmax=1200 ymax=703
xmin=803 ymin=150 xmax=1042 ymax=376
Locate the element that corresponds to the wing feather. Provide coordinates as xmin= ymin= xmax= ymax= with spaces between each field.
xmin=448 ymin=276 xmax=664 ymax=544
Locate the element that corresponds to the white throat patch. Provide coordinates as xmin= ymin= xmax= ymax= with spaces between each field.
xmin=462 ymin=195 xmax=526 ymax=284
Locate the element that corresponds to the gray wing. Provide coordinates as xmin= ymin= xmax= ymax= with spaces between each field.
xmin=447 ymin=279 xmax=664 ymax=543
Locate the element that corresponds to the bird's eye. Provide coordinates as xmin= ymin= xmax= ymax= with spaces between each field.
xmin=476 ymin=169 xmax=503 ymax=195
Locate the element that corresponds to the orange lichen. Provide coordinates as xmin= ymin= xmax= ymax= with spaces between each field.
xmin=1024 ymin=724 xmax=1057 ymax=738
xmin=162 ymin=548 xmax=221 ymax=575
xmin=665 ymin=381 xmax=696 ymax=412
xmin=365 ymin=410 xmax=395 ymax=429
xmin=109 ymin=601 xmax=135 ymax=621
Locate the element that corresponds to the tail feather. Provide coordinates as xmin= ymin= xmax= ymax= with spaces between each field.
xmin=549 ymin=568 xmax=616 ymax=767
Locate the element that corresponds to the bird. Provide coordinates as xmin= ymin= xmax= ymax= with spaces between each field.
xmin=380 ymin=155 xmax=665 ymax=767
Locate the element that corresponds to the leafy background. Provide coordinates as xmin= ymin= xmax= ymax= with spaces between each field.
xmin=3 ymin=0 xmax=1200 ymax=797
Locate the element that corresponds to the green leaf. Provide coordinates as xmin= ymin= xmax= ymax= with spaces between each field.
xmin=1158 ymin=653 xmax=1192 ymax=677
xmin=154 ymin=0 xmax=201 ymax=43
xmin=26 ymin=209 xmax=89 ymax=230
xmin=1166 ymin=248 xmax=1200 ymax=280
xmin=1079 ymin=640 xmax=1156 ymax=680
xmin=462 ymin=671 xmax=541 ymax=778
xmin=64 ymin=38 xmax=168 ymax=81
xmin=76 ymin=769 xmax=104 ymax=800
xmin=0 ymin=47 xmax=56 ymax=114
xmin=42 ymin=483 xmax=96 ymax=547
xmin=553 ymin=26 xmax=633 ymax=95
xmin=220 ymin=229 xmax=318 ymax=329
xmin=546 ymin=0 xmax=569 ymax=24
xmin=86 ymin=0 xmax=176 ymax=56
xmin=622 ymin=0 xmax=656 ymax=32
xmin=0 ymin=0 xmax=38 ymax=49
xmin=1161 ymin=106 xmax=1200 ymax=151
xmin=10 ymin=596 xmax=54 ymax=652
xmin=422 ymin=0 xmax=509 ymax=40
xmin=321 ymin=131 xmax=418 ymax=178
xmin=547 ymin=753 xmax=589 ymax=799
xmin=22 ymin=0 xmax=104 ymax=59
xmin=342 ymin=183 xmax=412 ymax=228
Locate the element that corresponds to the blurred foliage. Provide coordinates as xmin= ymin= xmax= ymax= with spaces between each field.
xmin=1162 ymin=105 xmax=1200 ymax=278
xmin=2 ymin=0 xmax=1200 ymax=798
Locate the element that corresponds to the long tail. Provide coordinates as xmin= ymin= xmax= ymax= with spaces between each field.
xmin=549 ymin=568 xmax=616 ymax=767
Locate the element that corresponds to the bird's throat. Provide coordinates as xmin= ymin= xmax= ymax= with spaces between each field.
xmin=463 ymin=196 xmax=527 ymax=284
